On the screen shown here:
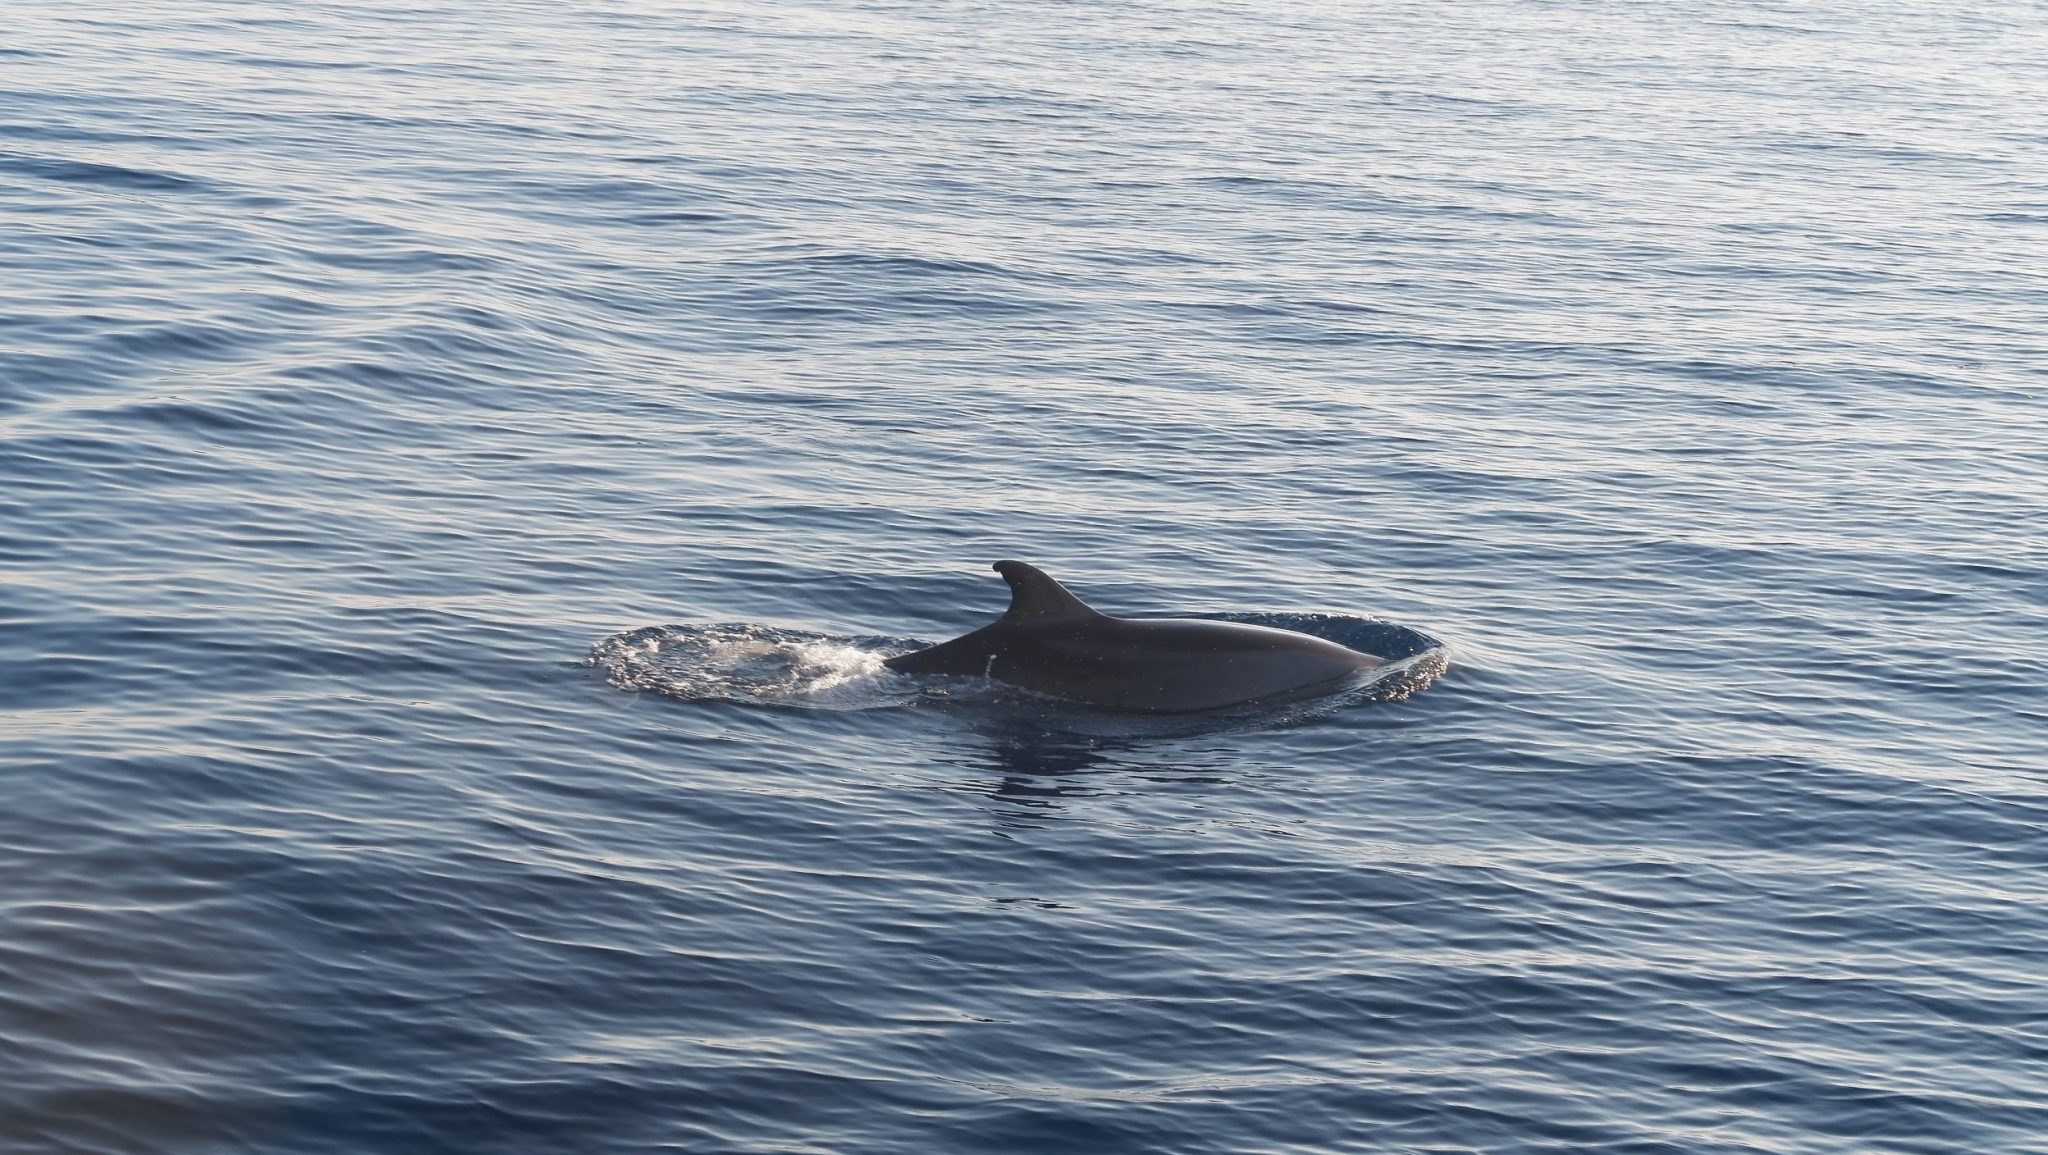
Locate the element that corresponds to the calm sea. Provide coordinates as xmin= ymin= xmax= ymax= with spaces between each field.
xmin=3 ymin=1 xmax=2045 ymax=1151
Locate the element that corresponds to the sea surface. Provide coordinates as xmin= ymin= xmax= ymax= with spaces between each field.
xmin=4 ymin=1 xmax=2046 ymax=1152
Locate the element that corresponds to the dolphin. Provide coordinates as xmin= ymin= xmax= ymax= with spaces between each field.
xmin=884 ymin=561 xmax=1385 ymax=713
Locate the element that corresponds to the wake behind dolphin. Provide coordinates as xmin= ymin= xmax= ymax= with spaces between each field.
xmin=888 ymin=561 xmax=1397 ymax=713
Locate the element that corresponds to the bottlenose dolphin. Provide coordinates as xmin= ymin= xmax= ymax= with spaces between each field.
xmin=885 ymin=561 xmax=1385 ymax=712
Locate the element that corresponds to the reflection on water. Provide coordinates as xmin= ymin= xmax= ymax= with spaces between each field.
xmin=959 ymin=723 xmax=1249 ymax=830
xmin=981 ymin=727 xmax=1123 ymax=782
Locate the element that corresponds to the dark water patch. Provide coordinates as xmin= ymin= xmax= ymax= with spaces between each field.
xmin=109 ymin=397 xmax=280 ymax=438
xmin=74 ymin=381 xmax=403 ymax=458
xmin=0 ymin=431 xmax=230 ymax=486
xmin=282 ymin=358 xmax=498 ymax=412
xmin=197 ymin=51 xmax=377 ymax=73
xmin=616 ymin=209 xmax=732 ymax=226
xmin=0 ymin=122 xmax=191 ymax=148
xmin=1754 ymin=130 xmax=2012 ymax=170
xmin=378 ymin=320 xmax=563 ymax=377
xmin=791 ymin=251 xmax=1048 ymax=280
xmin=531 ymin=176 xmax=718 ymax=206
xmin=0 ymin=151 xmax=207 ymax=194
xmin=303 ymin=246 xmax=498 ymax=274
xmin=0 ymin=612 xmax=467 ymax=713
xmin=723 ymin=249 xmax=1065 ymax=322
xmin=93 ymin=319 xmax=250 ymax=365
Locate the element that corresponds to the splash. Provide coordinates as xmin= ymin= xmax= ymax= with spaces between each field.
xmin=587 ymin=624 xmax=925 ymax=711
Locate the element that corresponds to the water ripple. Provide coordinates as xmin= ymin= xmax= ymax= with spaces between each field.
xmin=3 ymin=0 xmax=2046 ymax=1151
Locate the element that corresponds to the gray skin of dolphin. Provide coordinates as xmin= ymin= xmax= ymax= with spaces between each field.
xmin=884 ymin=561 xmax=1385 ymax=713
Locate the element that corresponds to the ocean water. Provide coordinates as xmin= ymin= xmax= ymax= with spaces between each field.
xmin=3 ymin=0 xmax=2046 ymax=1151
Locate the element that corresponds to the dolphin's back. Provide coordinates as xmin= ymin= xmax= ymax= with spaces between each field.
xmin=883 ymin=563 xmax=1384 ymax=713
xmin=994 ymin=617 xmax=1378 ymax=712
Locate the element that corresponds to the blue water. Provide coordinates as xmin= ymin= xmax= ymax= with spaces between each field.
xmin=4 ymin=0 xmax=2046 ymax=1151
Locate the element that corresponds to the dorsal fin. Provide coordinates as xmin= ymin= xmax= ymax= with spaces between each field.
xmin=993 ymin=560 xmax=1101 ymax=623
